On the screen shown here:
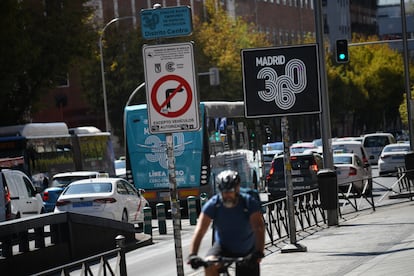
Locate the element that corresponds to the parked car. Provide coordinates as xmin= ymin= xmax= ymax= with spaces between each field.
xmin=0 ymin=169 xmax=44 ymax=220
xmin=334 ymin=153 xmax=372 ymax=194
xmin=362 ymin=133 xmax=396 ymax=165
xmin=42 ymin=171 xmax=107 ymax=212
xmin=378 ymin=143 xmax=411 ymax=176
xmin=265 ymin=152 xmax=323 ymax=201
xmin=54 ymin=177 xmax=148 ymax=224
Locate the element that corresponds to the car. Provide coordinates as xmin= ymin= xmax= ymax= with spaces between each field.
xmin=378 ymin=143 xmax=411 ymax=176
xmin=290 ymin=142 xmax=318 ymax=154
xmin=54 ymin=177 xmax=148 ymax=224
xmin=265 ymin=152 xmax=323 ymax=201
xmin=333 ymin=153 xmax=372 ymax=194
xmin=362 ymin=133 xmax=396 ymax=165
xmin=331 ymin=140 xmax=371 ymax=174
xmin=42 ymin=171 xmax=107 ymax=212
xmin=262 ymin=142 xmax=283 ymax=176
xmin=0 ymin=169 xmax=44 ymax=220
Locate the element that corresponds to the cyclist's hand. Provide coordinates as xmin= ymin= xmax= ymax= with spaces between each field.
xmin=187 ymin=254 xmax=204 ymax=269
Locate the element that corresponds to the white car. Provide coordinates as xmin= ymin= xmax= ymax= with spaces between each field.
xmin=290 ymin=142 xmax=318 ymax=154
xmin=54 ymin=177 xmax=148 ymax=224
xmin=0 ymin=169 xmax=44 ymax=221
xmin=362 ymin=133 xmax=396 ymax=165
xmin=334 ymin=153 xmax=371 ymax=194
xmin=331 ymin=140 xmax=372 ymax=176
xmin=378 ymin=143 xmax=411 ymax=176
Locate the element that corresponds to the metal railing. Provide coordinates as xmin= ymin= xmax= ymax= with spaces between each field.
xmin=34 ymin=236 xmax=127 ymax=276
xmin=262 ymin=189 xmax=326 ymax=245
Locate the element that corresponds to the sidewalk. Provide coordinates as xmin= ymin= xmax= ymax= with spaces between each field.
xmin=260 ymin=200 xmax=414 ymax=276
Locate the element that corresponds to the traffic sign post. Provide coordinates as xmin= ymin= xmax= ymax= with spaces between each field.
xmin=143 ymin=42 xmax=200 ymax=134
xmin=141 ymin=6 xmax=196 ymax=276
xmin=241 ymin=44 xmax=320 ymax=253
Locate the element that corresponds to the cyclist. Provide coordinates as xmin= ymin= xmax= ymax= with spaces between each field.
xmin=188 ymin=170 xmax=265 ymax=276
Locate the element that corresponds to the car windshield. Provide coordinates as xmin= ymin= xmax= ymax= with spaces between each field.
xmin=52 ymin=176 xmax=96 ymax=188
xmin=364 ymin=136 xmax=390 ymax=147
xmin=64 ymin=182 xmax=112 ymax=194
xmin=334 ymin=156 xmax=352 ymax=164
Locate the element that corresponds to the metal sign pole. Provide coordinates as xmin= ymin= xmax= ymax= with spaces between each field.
xmin=166 ymin=133 xmax=184 ymax=276
xmin=281 ymin=116 xmax=307 ymax=253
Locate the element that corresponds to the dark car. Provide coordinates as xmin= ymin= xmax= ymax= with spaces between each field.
xmin=265 ymin=153 xmax=324 ymax=201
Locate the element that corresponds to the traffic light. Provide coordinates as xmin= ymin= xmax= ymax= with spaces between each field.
xmin=335 ymin=39 xmax=349 ymax=63
xmin=264 ymin=125 xmax=272 ymax=143
xmin=249 ymin=131 xmax=257 ymax=151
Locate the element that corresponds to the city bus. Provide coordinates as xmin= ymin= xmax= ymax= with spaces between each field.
xmin=124 ymin=101 xmax=263 ymax=211
xmin=0 ymin=123 xmax=115 ymax=189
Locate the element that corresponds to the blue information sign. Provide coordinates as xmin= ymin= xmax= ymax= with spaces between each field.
xmin=140 ymin=6 xmax=192 ymax=40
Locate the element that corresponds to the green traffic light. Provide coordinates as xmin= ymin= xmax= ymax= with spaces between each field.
xmin=335 ymin=39 xmax=349 ymax=63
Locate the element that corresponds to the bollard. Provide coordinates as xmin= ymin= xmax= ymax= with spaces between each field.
xmin=187 ymin=196 xmax=197 ymax=225
xmin=200 ymin=192 xmax=208 ymax=209
xmin=143 ymin=206 xmax=152 ymax=235
xmin=115 ymin=235 xmax=127 ymax=276
xmin=156 ymin=203 xmax=167 ymax=234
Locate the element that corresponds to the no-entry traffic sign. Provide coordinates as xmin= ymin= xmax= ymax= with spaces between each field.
xmin=143 ymin=42 xmax=199 ymax=134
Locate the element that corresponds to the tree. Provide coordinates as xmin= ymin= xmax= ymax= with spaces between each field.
xmin=192 ymin=0 xmax=271 ymax=100
xmin=327 ymin=35 xmax=409 ymax=135
xmin=81 ymin=1 xmax=271 ymax=145
xmin=81 ymin=27 xmax=146 ymax=141
xmin=0 ymin=0 xmax=96 ymax=125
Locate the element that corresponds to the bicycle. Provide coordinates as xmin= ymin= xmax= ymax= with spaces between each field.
xmin=189 ymin=253 xmax=260 ymax=276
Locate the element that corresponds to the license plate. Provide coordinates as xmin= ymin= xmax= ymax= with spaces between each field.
xmin=73 ymin=201 xmax=93 ymax=208
xmin=291 ymin=170 xmax=301 ymax=175
xmin=292 ymin=177 xmax=304 ymax=183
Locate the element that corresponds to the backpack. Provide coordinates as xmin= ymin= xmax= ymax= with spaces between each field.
xmin=240 ymin=187 xmax=261 ymax=205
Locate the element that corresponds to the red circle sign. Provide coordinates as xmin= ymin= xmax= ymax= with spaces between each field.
xmin=151 ymin=75 xmax=193 ymax=118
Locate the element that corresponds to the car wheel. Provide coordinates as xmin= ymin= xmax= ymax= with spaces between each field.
xmin=122 ymin=210 xmax=128 ymax=222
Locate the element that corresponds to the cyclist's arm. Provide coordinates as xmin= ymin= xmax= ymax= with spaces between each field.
xmin=250 ymin=211 xmax=265 ymax=257
xmin=189 ymin=212 xmax=212 ymax=255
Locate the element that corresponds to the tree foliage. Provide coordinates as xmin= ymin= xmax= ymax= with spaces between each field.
xmin=192 ymin=0 xmax=271 ymax=100
xmin=327 ymin=35 xmax=410 ymax=135
xmin=81 ymin=26 xmax=146 ymax=140
xmin=82 ymin=0 xmax=272 ymax=143
xmin=0 ymin=0 xmax=96 ymax=125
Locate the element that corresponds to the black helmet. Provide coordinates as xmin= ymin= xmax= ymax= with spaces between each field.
xmin=216 ymin=170 xmax=240 ymax=192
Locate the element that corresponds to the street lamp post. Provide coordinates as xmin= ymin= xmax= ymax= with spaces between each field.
xmin=99 ymin=16 xmax=135 ymax=132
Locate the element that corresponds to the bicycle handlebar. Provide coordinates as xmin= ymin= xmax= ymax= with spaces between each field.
xmin=190 ymin=253 xmax=255 ymax=269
